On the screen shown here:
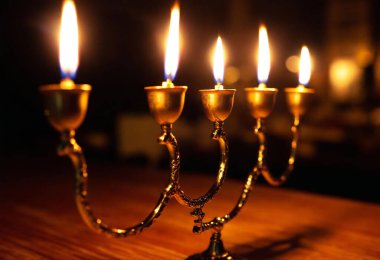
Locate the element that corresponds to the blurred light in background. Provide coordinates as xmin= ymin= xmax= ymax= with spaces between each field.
xmin=224 ymin=66 xmax=240 ymax=84
xmin=286 ymin=55 xmax=299 ymax=74
xmin=329 ymin=58 xmax=362 ymax=103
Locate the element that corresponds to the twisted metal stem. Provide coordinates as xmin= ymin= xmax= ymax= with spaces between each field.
xmin=58 ymin=130 xmax=174 ymax=238
xmin=195 ymin=166 xmax=260 ymax=233
xmin=161 ymin=122 xmax=229 ymax=210
xmin=256 ymin=117 xmax=300 ymax=186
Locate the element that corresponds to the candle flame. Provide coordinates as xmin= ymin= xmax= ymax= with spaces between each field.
xmin=164 ymin=3 xmax=180 ymax=83
xmin=257 ymin=25 xmax=270 ymax=84
xmin=299 ymin=46 xmax=311 ymax=85
xmin=59 ymin=0 xmax=79 ymax=80
xmin=213 ymin=36 xmax=224 ymax=87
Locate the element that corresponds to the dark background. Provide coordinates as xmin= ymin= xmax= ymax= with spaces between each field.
xmin=1 ymin=0 xmax=380 ymax=203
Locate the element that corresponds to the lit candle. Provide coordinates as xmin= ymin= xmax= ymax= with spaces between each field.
xmin=163 ymin=2 xmax=180 ymax=88
xmin=213 ymin=36 xmax=225 ymax=90
xmin=199 ymin=35 xmax=235 ymax=123
xmin=297 ymin=46 xmax=311 ymax=90
xmin=244 ymin=24 xmax=277 ymax=119
xmin=284 ymin=46 xmax=314 ymax=119
xmin=59 ymin=0 xmax=79 ymax=88
xmin=39 ymin=0 xmax=91 ymax=133
xmin=257 ymin=25 xmax=270 ymax=89
xmin=144 ymin=2 xmax=187 ymax=126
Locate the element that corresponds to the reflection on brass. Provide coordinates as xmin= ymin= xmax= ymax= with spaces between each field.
xmin=199 ymin=89 xmax=236 ymax=122
xmin=245 ymin=87 xmax=278 ymax=118
xmin=39 ymin=84 xmax=91 ymax=131
xmin=145 ymin=86 xmax=187 ymax=124
xmin=285 ymin=87 xmax=315 ymax=117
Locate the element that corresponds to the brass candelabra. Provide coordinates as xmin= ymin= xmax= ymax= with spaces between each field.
xmin=40 ymin=81 xmax=313 ymax=259
xmin=39 ymin=1 xmax=316 ymax=258
xmin=187 ymin=86 xmax=314 ymax=259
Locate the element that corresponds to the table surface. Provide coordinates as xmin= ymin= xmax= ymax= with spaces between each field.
xmin=1 ymin=158 xmax=380 ymax=259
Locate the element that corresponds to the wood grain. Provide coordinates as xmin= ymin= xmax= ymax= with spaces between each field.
xmin=1 ymin=158 xmax=380 ymax=259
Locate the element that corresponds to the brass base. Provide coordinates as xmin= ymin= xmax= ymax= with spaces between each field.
xmin=187 ymin=232 xmax=244 ymax=260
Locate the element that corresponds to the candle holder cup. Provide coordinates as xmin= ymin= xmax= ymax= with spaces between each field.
xmin=245 ymin=87 xmax=278 ymax=118
xmin=199 ymin=89 xmax=236 ymax=122
xmin=285 ymin=87 xmax=315 ymax=118
xmin=40 ymin=84 xmax=91 ymax=132
xmin=145 ymin=86 xmax=187 ymax=125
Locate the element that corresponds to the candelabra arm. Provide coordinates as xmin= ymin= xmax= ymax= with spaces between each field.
xmin=193 ymin=166 xmax=260 ymax=234
xmin=256 ymin=117 xmax=300 ymax=187
xmin=165 ymin=122 xmax=228 ymax=210
xmin=58 ymin=130 xmax=174 ymax=238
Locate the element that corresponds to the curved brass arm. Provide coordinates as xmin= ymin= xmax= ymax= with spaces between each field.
xmin=194 ymin=166 xmax=260 ymax=233
xmin=256 ymin=117 xmax=300 ymax=187
xmin=58 ymin=130 xmax=174 ymax=238
xmin=160 ymin=122 xmax=228 ymax=210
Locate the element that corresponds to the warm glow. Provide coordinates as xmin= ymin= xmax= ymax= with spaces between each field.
xmin=329 ymin=58 xmax=361 ymax=101
xmin=213 ymin=36 xmax=224 ymax=88
xmin=59 ymin=0 xmax=79 ymax=80
xmin=286 ymin=55 xmax=299 ymax=73
xmin=164 ymin=3 xmax=180 ymax=83
xmin=225 ymin=66 xmax=240 ymax=84
xmin=299 ymin=46 xmax=311 ymax=85
xmin=257 ymin=25 xmax=270 ymax=84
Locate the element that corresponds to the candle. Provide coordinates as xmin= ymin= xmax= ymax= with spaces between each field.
xmin=284 ymin=46 xmax=314 ymax=119
xmin=213 ymin=36 xmax=225 ymax=90
xmin=298 ymin=46 xmax=311 ymax=90
xmin=257 ymin=25 xmax=270 ymax=89
xmin=163 ymin=2 xmax=180 ymax=88
xmin=244 ymin=24 xmax=277 ymax=119
xmin=39 ymin=0 xmax=91 ymax=133
xmin=59 ymin=0 xmax=79 ymax=89
xmin=144 ymin=2 xmax=187 ymax=126
xmin=199 ymin=35 xmax=235 ymax=123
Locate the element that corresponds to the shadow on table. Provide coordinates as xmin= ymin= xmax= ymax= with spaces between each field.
xmin=231 ymin=226 xmax=328 ymax=259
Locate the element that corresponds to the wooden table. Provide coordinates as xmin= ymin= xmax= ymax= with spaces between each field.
xmin=1 ymin=158 xmax=380 ymax=259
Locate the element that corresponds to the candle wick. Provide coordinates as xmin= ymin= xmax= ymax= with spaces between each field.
xmin=215 ymin=83 xmax=224 ymax=90
xmin=297 ymin=84 xmax=305 ymax=89
xmin=60 ymin=78 xmax=75 ymax=89
xmin=163 ymin=79 xmax=174 ymax=88
xmin=258 ymin=83 xmax=266 ymax=89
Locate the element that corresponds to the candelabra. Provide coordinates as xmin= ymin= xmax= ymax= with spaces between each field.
xmin=39 ymin=82 xmax=236 ymax=238
xmin=187 ymin=86 xmax=314 ymax=259
xmin=41 ymin=2 xmax=314 ymax=259
xmin=40 ymin=81 xmax=313 ymax=259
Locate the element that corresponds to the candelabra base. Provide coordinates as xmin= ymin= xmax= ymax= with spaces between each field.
xmin=187 ymin=232 xmax=243 ymax=260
